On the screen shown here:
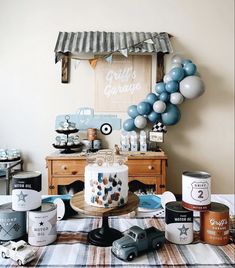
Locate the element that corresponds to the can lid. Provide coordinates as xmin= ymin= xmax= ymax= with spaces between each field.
xmin=183 ymin=171 xmax=211 ymax=179
xmin=166 ymin=201 xmax=193 ymax=214
xmin=208 ymin=202 xmax=229 ymax=213
xmin=30 ymin=203 xmax=56 ymax=213
xmin=13 ymin=171 xmax=41 ymax=179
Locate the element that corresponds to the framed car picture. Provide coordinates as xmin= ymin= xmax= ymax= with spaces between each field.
xmin=149 ymin=131 xmax=164 ymax=143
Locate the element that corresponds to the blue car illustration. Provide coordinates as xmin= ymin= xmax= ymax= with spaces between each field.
xmin=55 ymin=107 xmax=121 ymax=135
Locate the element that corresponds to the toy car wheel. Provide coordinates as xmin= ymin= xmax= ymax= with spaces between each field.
xmin=127 ymin=253 xmax=135 ymax=261
xmin=100 ymin=123 xmax=112 ymax=135
xmin=17 ymin=259 xmax=23 ymax=266
xmin=153 ymin=241 xmax=163 ymax=250
xmin=97 ymin=159 xmax=103 ymax=166
xmin=118 ymin=159 xmax=123 ymax=165
xmin=1 ymin=252 xmax=7 ymax=258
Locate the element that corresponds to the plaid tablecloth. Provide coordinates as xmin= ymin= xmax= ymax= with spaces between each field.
xmin=0 ymin=217 xmax=234 ymax=268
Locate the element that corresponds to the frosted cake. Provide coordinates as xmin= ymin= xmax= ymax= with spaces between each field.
xmin=84 ymin=164 xmax=128 ymax=208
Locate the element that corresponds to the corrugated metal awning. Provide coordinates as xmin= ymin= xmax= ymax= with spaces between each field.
xmin=54 ymin=31 xmax=173 ymax=63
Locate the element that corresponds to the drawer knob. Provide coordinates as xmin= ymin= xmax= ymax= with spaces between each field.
xmin=62 ymin=165 xmax=67 ymax=170
xmin=148 ymin=165 xmax=154 ymax=170
xmin=71 ymin=171 xmax=77 ymax=175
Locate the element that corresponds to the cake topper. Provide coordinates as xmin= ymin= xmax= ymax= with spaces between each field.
xmin=86 ymin=149 xmax=127 ymax=166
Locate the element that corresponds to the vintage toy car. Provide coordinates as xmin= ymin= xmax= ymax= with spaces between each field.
xmin=86 ymin=149 xmax=127 ymax=166
xmin=0 ymin=240 xmax=36 ymax=266
xmin=112 ymin=226 xmax=165 ymax=261
xmin=55 ymin=107 xmax=121 ymax=135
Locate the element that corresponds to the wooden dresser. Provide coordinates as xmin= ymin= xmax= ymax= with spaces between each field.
xmin=46 ymin=151 xmax=167 ymax=195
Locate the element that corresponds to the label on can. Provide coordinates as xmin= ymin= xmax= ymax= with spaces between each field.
xmin=28 ymin=203 xmax=57 ymax=246
xmin=0 ymin=203 xmax=26 ymax=241
xmin=182 ymin=171 xmax=211 ymax=211
xmin=165 ymin=201 xmax=193 ymax=244
xmin=12 ymin=171 xmax=42 ymax=211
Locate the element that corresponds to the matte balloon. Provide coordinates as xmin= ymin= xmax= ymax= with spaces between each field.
xmin=127 ymin=105 xmax=139 ymax=118
xmin=161 ymin=103 xmax=181 ymax=125
xmin=170 ymin=92 xmax=184 ymax=105
xmin=137 ymin=101 xmax=152 ymax=115
xmin=165 ymin=81 xmax=179 ymax=93
xmin=123 ymin=118 xmax=135 ymax=131
xmin=171 ymin=54 xmax=184 ymax=64
xmin=170 ymin=63 xmax=182 ymax=69
xmin=155 ymin=82 xmax=166 ymax=94
xmin=184 ymin=63 xmax=197 ymax=76
xmin=182 ymin=59 xmax=192 ymax=67
xmin=180 ymin=75 xmax=205 ymax=99
xmin=163 ymin=74 xmax=173 ymax=83
xmin=153 ymin=100 xmax=166 ymax=113
xmin=148 ymin=111 xmax=161 ymax=123
xmin=159 ymin=92 xmax=170 ymax=102
xmin=169 ymin=67 xmax=185 ymax=82
xmin=134 ymin=115 xmax=147 ymax=129
xmin=145 ymin=93 xmax=158 ymax=105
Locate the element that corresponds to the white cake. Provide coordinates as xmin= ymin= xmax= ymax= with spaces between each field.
xmin=84 ymin=164 xmax=128 ymax=208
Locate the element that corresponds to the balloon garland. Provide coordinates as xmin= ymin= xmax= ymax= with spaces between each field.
xmin=123 ymin=54 xmax=205 ymax=131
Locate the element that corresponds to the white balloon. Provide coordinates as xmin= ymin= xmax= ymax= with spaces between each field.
xmin=171 ymin=54 xmax=184 ymax=64
xmin=170 ymin=92 xmax=184 ymax=105
xmin=170 ymin=63 xmax=182 ymax=69
xmin=134 ymin=115 xmax=147 ymax=129
xmin=163 ymin=74 xmax=173 ymax=83
xmin=180 ymin=76 xmax=205 ymax=99
xmin=153 ymin=100 xmax=166 ymax=113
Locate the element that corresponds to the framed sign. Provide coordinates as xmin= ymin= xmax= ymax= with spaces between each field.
xmin=149 ymin=131 xmax=164 ymax=143
xmin=95 ymin=55 xmax=152 ymax=112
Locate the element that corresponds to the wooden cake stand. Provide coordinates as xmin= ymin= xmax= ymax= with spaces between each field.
xmin=70 ymin=191 xmax=139 ymax=247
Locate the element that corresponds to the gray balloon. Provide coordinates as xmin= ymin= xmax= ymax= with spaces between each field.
xmin=179 ymin=76 xmax=205 ymax=99
xmin=170 ymin=92 xmax=184 ymax=105
xmin=171 ymin=54 xmax=184 ymax=64
xmin=134 ymin=115 xmax=147 ymax=129
xmin=153 ymin=100 xmax=166 ymax=113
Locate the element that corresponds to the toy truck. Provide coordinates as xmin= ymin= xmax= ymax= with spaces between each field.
xmin=0 ymin=240 xmax=36 ymax=266
xmin=112 ymin=226 xmax=165 ymax=261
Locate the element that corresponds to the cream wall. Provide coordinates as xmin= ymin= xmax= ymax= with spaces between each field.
xmin=0 ymin=0 xmax=234 ymax=194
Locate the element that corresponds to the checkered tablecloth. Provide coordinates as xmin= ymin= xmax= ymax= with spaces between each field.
xmin=0 ymin=217 xmax=234 ymax=267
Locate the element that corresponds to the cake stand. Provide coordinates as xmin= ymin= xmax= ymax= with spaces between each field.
xmin=70 ymin=191 xmax=139 ymax=247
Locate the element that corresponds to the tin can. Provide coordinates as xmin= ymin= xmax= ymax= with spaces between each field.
xmin=165 ymin=201 xmax=194 ymax=244
xmin=200 ymin=202 xmax=229 ymax=245
xmin=93 ymin=139 xmax=101 ymax=150
xmin=81 ymin=139 xmax=92 ymax=151
xmin=12 ymin=171 xmax=42 ymax=211
xmin=182 ymin=171 xmax=211 ymax=211
xmin=28 ymin=203 xmax=57 ymax=246
xmin=87 ymin=128 xmax=97 ymax=141
xmin=0 ymin=203 xmax=26 ymax=241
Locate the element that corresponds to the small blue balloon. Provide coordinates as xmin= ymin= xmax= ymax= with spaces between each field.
xmin=184 ymin=63 xmax=197 ymax=76
xmin=137 ymin=101 xmax=152 ymax=115
xmin=165 ymin=81 xmax=179 ymax=93
xmin=128 ymin=105 xmax=139 ymax=118
xmin=169 ymin=67 xmax=185 ymax=82
xmin=145 ymin=93 xmax=158 ymax=105
xmin=182 ymin=59 xmax=192 ymax=67
xmin=155 ymin=82 xmax=166 ymax=94
xmin=148 ymin=111 xmax=161 ymax=123
xmin=159 ymin=92 xmax=170 ymax=102
xmin=161 ymin=103 xmax=181 ymax=125
xmin=123 ymin=118 xmax=135 ymax=131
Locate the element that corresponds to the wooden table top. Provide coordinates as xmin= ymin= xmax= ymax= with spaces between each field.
xmin=70 ymin=191 xmax=139 ymax=217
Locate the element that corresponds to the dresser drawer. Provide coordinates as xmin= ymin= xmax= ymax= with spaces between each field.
xmin=127 ymin=159 xmax=161 ymax=175
xmin=52 ymin=160 xmax=86 ymax=175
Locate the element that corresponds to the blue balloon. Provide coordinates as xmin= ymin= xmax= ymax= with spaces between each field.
xmin=182 ymin=59 xmax=192 ymax=67
xmin=145 ymin=93 xmax=158 ymax=105
xmin=123 ymin=118 xmax=135 ymax=131
xmin=165 ymin=81 xmax=179 ymax=93
xmin=161 ymin=103 xmax=181 ymax=125
xmin=155 ymin=82 xmax=166 ymax=94
xmin=184 ymin=63 xmax=197 ymax=76
xmin=137 ymin=101 xmax=152 ymax=115
xmin=159 ymin=92 xmax=170 ymax=102
xmin=148 ymin=111 xmax=161 ymax=123
xmin=169 ymin=67 xmax=185 ymax=82
xmin=128 ymin=105 xmax=139 ymax=118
